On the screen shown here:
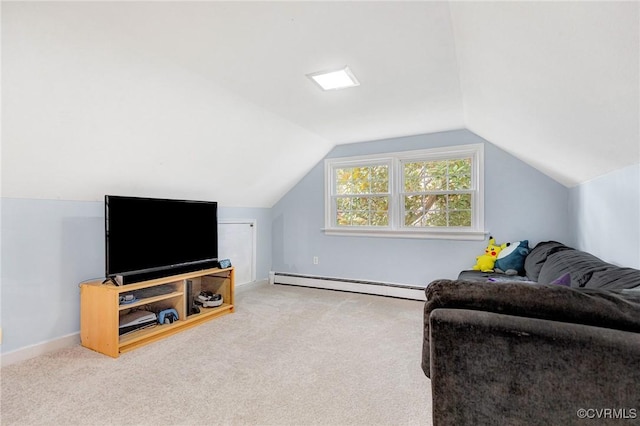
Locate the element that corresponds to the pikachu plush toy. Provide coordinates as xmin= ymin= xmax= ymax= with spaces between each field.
xmin=472 ymin=237 xmax=509 ymax=272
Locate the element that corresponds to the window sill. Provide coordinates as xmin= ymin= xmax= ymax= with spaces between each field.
xmin=322 ymin=227 xmax=488 ymax=241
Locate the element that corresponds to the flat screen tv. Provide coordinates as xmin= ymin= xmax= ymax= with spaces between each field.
xmin=105 ymin=195 xmax=218 ymax=285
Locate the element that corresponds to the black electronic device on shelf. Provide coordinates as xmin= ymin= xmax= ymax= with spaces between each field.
xmin=118 ymin=310 xmax=157 ymax=335
xmin=105 ymin=195 xmax=219 ymax=285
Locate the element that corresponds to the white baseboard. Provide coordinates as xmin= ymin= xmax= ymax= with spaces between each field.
xmin=1 ymin=332 xmax=80 ymax=367
xmin=236 ymin=279 xmax=268 ymax=293
xmin=272 ymin=272 xmax=426 ymax=301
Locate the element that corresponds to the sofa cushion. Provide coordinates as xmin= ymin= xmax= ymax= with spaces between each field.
xmin=538 ymin=249 xmax=608 ymax=287
xmin=457 ymin=270 xmax=535 ymax=283
xmin=587 ymin=267 xmax=640 ymax=290
xmin=523 ymin=241 xmax=573 ymax=281
xmin=538 ymin=248 xmax=640 ymax=290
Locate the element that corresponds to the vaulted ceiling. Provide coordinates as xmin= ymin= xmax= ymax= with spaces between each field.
xmin=3 ymin=1 xmax=638 ymax=206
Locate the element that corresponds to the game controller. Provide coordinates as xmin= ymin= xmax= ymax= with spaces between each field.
xmin=157 ymin=308 xmax=178 ymax=325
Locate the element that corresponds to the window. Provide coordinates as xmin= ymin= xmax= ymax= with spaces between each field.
xmin=324 ymin=144 xmax=485 ymax=240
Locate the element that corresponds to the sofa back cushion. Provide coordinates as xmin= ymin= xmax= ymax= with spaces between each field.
xmin=524 ymin=241 xmax=573 ymax=281
xmin=587 ymin=267 xmax=640 ymax=290
xmin=538 ymin=249 xmax=607 ymax=287
xmin=538 ymin=247 xmax=640 ymax=290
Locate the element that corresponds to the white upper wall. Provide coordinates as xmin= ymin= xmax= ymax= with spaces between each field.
xmin=2 ymin=2 xmax=638 ymax=205
xmin=2 ymin=2 xmax=335 ymax=206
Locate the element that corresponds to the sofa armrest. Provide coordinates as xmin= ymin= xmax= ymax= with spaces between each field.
xmin=422 ymin=279 xmax=640 ymax=377
xmin=429 ymin=309 xmax=640 ymax=426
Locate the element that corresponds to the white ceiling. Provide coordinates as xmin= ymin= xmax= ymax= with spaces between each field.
xmin=450 ymin=1 xmax=639 ymax=186
xmin=2 ymin=1 xmax=639 ymax=206
xmin=96 ymin=1 xmax=466 ymax=142
xmin=120 ymin=0 xmax=638 ymax=187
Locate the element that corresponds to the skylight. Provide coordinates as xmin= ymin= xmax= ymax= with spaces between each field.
xmin=307 ymin=66 xmax=360 ymax=91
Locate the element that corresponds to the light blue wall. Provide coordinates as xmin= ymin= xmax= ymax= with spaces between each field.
xmin=1 ymin=199 xmax=103 ymax=354
xmin=0 ymin=198 xmax=271 ymax=354
xmin=569 ymin=163 xmax=640 ymax=268
xmin=271 ymin=129 xmax=571 ymax=285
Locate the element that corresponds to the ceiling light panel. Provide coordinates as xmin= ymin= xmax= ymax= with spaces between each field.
xmin=307 ymin=67 xmax=360 ymax=91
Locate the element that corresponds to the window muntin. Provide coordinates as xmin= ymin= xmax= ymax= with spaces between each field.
xmin=324 ymin=144 xmax=484 ymax=240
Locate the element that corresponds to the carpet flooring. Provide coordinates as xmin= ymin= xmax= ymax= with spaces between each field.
xmin=1 ymin=281 xmax=432 ymax=425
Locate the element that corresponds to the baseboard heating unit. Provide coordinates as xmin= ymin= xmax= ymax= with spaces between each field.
xmin=271 ymin=272 xmax=426 ymax=301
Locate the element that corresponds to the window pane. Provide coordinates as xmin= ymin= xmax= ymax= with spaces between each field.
xmin=404 ymin=195 xmax=424 ymax=226
xmin=404 ymin=158 xmax=472 ymax=192
xmin=335 ymin=196 xmax=389 ymax=227
xmin=404 ymin=195 xmax=448 ymax=227
xmin=448 ymin=193 xmax=471 ymax=210
xmin=403 ymin=162 xmax=424 ymax=192
xmin=351 ymin=211 xmax=369 ymax=226
xmin=424 ymin=161 xmax=447 ymax=191
xmin=404 ymin=161 xmax=448 ymax=191
xmin=404 ymin=194 xmax=472 ymax=228
xmin=371 ymin=179 xmax=388 ymax=193
xmin=449 ymin=210 xmax=472 ymax=227
xmin=336 ymin=211 xmax=349 ymax=226
xmin=336 ymin=197 xmax=350 ymax=210
xmin=425 ymin=211 xmax=447 ymax=227
xmin=447 ymin=158 xmax=471 ymax=190
xmin=372 ymin=212 xmax=389 ymax=226
xmin=370 ymin=196 xmax=389 ymax=212
xmin=335 ymin=165 xmax=388 ymax=195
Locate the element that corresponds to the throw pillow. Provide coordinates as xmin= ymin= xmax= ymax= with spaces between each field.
xmin=550 ymin=272 xmax=571 ymax=287
xmin=523 ymin=241 xmax=573 ymax=281
xmin=494 ymin=240 xmax=530 ymax=276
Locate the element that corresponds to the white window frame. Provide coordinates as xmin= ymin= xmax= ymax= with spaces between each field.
xmin=323 ymin=143 xmax=486 ymax=240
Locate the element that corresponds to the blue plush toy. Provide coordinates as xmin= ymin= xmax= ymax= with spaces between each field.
xmin=494 ymin=240 xmax=530 ymax=275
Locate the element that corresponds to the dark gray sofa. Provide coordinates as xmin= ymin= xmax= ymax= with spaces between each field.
xmin=422 ymin=241 xmax=640 ymax=425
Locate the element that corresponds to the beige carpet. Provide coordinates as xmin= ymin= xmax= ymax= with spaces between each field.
xmin=1 ymin=281 xmax=432 ymax=425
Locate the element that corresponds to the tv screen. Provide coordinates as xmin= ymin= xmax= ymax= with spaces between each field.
xmin=105 ymin=195 xmax=218 ymax=284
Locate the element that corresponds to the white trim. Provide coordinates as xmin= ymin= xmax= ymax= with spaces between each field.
xmin=1 ymin=332 xmax=80 ymax=367
xmin=272 ymin=272 xmax=427 ymax=301
xmin=235 ymin=279 xmax=269 ymax=294
xmin=324 ymin=143 xmax=485 ymax=238
xmin=322 ymin=228 xmax=487 ymax=240
xmin=218 ymin=219 xmax=257 ymax=285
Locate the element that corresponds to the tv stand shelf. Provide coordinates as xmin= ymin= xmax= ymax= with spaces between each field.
xmin=118 ymin=290 xmax=184 ymax=311
xmin=80 ymin=267 xmax=234 ymax=358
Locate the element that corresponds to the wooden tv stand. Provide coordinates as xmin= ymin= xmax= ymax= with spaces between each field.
xmin=80 ymin=267 xmax=234 ymax=358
